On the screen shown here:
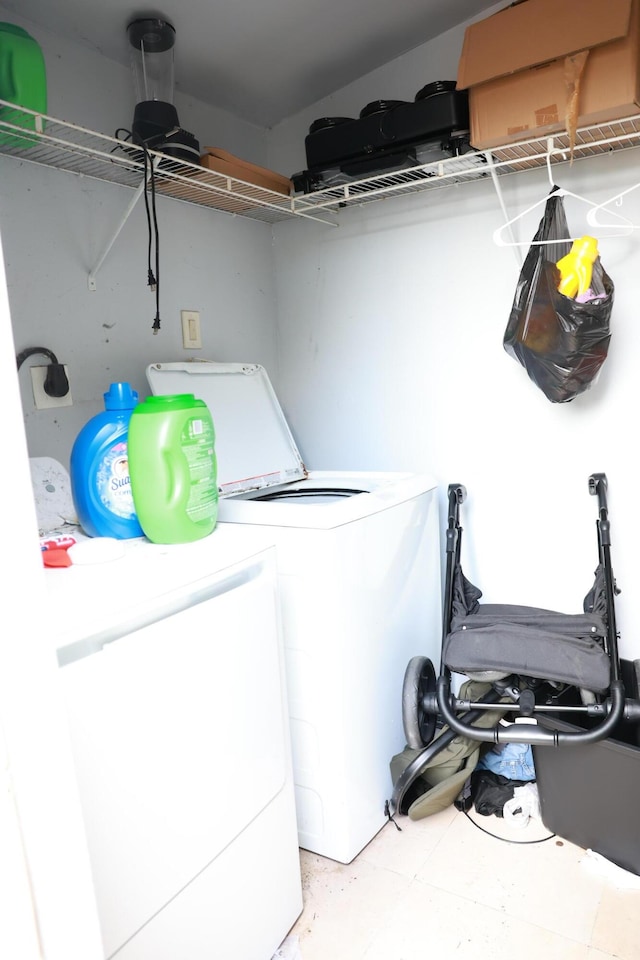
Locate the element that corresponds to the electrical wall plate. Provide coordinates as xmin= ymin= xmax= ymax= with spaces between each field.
xmin=181 ymin=310 xmax=202 ymax=349
xmin=30 ymin=365 xmax=73 ymax=409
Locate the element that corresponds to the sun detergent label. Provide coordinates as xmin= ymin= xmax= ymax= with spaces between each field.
xmin=96 ymin=441 xmax=137 ymax=519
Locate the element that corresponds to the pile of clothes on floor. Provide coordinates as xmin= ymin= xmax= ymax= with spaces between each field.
xmin=389 ymin=679 xmax=541 ymax=827
xmin=462 ymin=741 xmax=540 ymax=828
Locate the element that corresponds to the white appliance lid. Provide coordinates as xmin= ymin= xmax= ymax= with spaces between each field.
xmin=146 ymin=361 xmax=307 ymax=495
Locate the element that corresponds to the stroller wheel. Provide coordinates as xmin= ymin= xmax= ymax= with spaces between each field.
xmin=402 ymin=656 xmax=437 ymax=749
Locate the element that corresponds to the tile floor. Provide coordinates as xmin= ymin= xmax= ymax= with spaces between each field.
xmin=283 ymin=806 xmax=640 ymax=960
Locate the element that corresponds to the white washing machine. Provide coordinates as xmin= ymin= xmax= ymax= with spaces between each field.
xmin=147 ymin=361 xmax=442 ymax=864
xmin=45 ymin=527 xmax=302 ymax=960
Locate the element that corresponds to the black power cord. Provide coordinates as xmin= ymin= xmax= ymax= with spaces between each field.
xmin=141 ymin=142 xmax=162 ymax=333
xmin=462 ymin=808 xmax=556 ymax=845
xmin=16 ymin=346 xmax=69 ymax=397
xmin=113 ymin=128 xmax=163 ymax=333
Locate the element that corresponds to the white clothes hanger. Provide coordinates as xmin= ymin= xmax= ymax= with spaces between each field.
xmin=586 ymin=181 xmax=640 ymax=230
xmin=492 ymin=143 xmax=633 ymax=248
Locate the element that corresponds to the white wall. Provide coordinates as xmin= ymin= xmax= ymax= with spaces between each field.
xmin=2 ymin=161 xmax=279 ymax=464
xmin=268 ymin=25 xmax=640 ymax=660
xmin=266 ymin=1 xmax=506 ymax=176
xmin=0 ymin=5 xmax=279 ymax=468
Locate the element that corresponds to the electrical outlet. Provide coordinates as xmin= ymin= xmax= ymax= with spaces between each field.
xmin=30 ymin=365 xmax=73 ymax=409
xmin=181 ymin=310 xmax=202 ymax=349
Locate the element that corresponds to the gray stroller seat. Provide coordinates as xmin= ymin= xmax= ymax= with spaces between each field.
xmin=443 ymin=565 xmax=611 ymax=693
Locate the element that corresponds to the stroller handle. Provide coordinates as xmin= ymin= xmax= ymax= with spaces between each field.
xmin=447 ymin=483 xmax=466 ymax=519
xmin=436 ymin=675 xmax=626 ymax=746
xmin=588 ymin=472 xmax=607 ymax=508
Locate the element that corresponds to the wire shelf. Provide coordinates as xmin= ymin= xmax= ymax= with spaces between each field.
xmin=295 ymin=115 xmax=640 ymax=214
xmin=0 ymin=100 xmax=336 ymax=226
xmin=2 ymin=100 xmax=640 ymax=224
xmin=489 ymin=115 xmax=640 ymax=173
xmin=293 ymin=150 xmax=492 ymax=215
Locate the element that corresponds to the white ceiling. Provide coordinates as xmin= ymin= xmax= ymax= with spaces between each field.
xmin=1 ymin=0 xmax=499 ymax=127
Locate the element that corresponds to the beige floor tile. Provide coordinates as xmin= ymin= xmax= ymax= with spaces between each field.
xmin=289 ymin=849 xmax=411 ymax=960
xmin=360 ymin=879 xmax=591 ymax=960
xmin=288 ymin=807 xmax=639 ymax=960
xmin=356 ymin=805 xmax=457 ymax=877
xmin=587 ymin=950 xmax=627 ymax=960
xmin=414 ymin=811 xmax=605 ymax=944
xmin=590 ymin=886 xmax=640 ymax=960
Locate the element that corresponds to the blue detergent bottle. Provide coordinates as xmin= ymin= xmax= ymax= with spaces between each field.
xmin=70 ymin=382 xmax=144 ymax=539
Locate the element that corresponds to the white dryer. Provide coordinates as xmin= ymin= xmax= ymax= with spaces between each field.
xmin=46 ymin=527 xmax=302 ymax=960
xmin=147 ymin=361 xmax=442 ymax=864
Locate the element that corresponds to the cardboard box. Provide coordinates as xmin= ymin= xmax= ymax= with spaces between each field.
xmin=200 ymin=147 xmax=292 ymax=196
xmin=156 ymin=148 xmax=292 ymax=215
xmin=457 ymin=0 xmax=640 ymax=149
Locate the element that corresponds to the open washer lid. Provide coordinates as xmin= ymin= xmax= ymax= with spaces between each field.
xmin=146 ymin=361 xmax=307 ymax=496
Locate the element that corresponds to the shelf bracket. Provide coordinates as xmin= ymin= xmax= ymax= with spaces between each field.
xmin=484 ymin=150 xmax=524 ymax=267
xmin=87 ymin=159 xmax=156 ymax=291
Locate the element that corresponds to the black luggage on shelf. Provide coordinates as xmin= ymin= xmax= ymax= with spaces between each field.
xmin=292 ymin=81 xmax=473 ymax=194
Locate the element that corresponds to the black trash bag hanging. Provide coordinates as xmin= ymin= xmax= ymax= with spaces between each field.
xmin=503 ymin=189 xmax=614 ymax=403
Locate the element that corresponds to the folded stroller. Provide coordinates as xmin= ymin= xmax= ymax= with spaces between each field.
xmin=391 ymin=473 xmax=640 ymax=816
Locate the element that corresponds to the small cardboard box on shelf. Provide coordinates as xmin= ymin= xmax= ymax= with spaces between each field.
xmin=200 ymin=147 xmax=292 ymax=196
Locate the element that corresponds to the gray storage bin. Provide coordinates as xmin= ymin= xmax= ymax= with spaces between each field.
xmin=533 ymin=660 xmax=640 ymax=875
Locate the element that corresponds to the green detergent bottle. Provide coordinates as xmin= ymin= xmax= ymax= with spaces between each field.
xmin=0 ymin=23 xmax=47 ymax=147
xmin=128 ymin=393 xmax=218 ymax=544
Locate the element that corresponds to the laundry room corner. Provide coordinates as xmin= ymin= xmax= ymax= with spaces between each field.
xmin=3 ymin=0 xmax=640 ymax=957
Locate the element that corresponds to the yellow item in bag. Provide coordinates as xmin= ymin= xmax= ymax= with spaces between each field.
xmin=555 ymin=236 xmax=599 ymax=299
